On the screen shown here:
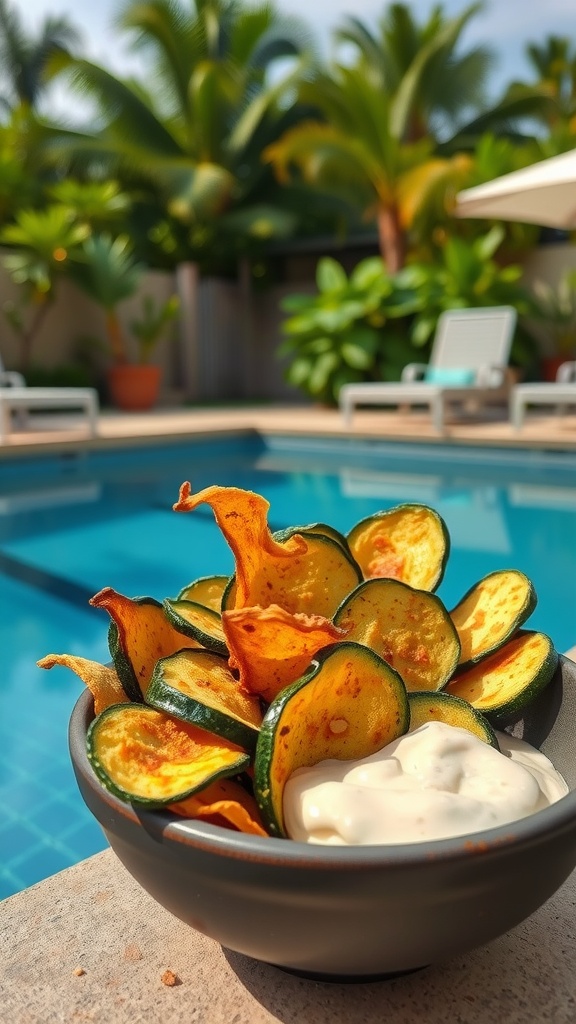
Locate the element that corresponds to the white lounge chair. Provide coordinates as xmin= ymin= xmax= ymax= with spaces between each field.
xmin=339 ymin=306 xmax=518 ymax=433
xmin=0 ymin=356 xmax=99 ymax=443
xmin=510 ymin=360 xmax=576 ymax=430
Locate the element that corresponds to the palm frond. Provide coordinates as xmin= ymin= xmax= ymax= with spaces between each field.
xmin=63 ymin=58 xmax=183 ymax=157
xmin=116 ymin=0 xmax=198 ymax=117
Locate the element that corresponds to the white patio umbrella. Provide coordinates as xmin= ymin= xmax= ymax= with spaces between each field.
xmin=454 ymin=148 xmax=576 ymax=229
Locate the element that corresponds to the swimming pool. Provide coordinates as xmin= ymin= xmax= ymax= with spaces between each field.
xmin=1 ymin=433 xmax=576 ymax=899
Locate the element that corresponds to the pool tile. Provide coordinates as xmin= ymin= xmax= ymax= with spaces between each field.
xmin=15 ymin=843 xmax=76 ymax=889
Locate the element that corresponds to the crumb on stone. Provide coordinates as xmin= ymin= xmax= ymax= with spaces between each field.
xmin=161 ymin=969 xmax=180 ymax=987
xmin=73 ymin=967 xmax=86 ymax=977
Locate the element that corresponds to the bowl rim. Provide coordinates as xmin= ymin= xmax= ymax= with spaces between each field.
xmin=69 ymin=662 xmax=576 ymax=869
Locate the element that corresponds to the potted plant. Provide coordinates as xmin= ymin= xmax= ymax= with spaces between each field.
xmin=70 ymin=233 xmax=179 ymax=410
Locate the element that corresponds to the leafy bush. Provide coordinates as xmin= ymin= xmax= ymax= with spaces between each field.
xmin=279 ymin=256 xmax=419 ymax=405
xmin=279 ymin=229 xmax=540 ymax=403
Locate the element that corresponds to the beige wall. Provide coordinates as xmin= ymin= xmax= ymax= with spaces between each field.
xmin=0 ymin=267 xmax=181 ymax=397
xmin=3 ymin=242 xmax=575 ymax=401
xmin=520 ymin=243 xmax=576 ymax=357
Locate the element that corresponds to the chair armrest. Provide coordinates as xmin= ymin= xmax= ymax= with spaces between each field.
xmin=0 ymin=370 xmax=26 ymax=387
xmin=401 ymin=363 xmax=427 ymax=382
xmin=557 ymin=360 xmax=576 ymax=383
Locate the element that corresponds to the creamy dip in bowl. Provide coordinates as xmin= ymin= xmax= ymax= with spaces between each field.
xmin=284 ymin=722 xmax=568 ymax=845
xmin=69 ymin=654 xmax=576 ymax=980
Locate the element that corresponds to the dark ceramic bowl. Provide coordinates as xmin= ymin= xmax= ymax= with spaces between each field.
xmin=69 ymin=655 xmax=576 ymax=980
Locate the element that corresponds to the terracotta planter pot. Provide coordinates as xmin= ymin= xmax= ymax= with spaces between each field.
xmin=541 ymin=355 xmax=574 ymax=382
xmin=107 ymin=364 xmax=162 ymax=411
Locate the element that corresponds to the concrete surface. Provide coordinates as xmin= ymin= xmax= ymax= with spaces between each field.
xmin=2 ymin=847 xmax=576 ymax=1024
xmin=1 ymin=402 xmax=576 ymax=456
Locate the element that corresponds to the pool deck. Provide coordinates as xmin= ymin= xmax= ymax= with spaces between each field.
xmin=2 ymin=400 xmax=576 ymax=1022
xmin=3 ymin=843 xmax=576 ymax=1024
xmin=1 ymin=400 xmax=576 ymax=455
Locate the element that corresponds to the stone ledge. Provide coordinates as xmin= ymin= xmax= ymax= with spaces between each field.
xmin=2 ymin=848 xmax=576 ymax=1024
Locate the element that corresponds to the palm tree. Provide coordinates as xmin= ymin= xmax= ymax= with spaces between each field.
xmin=334 ymin=2 xmax=493 ymax=145
xmin=264 ymin=2 xmax=554 ymax=271
xmin=46 ymin=0 xmax=315 ymax=263
xmin=0 ymin=0 xmax=81 ymax=115
xmin=265 ymin=2 xmax=491 ymax=272
xmin=504 ymin=36 xmax=576 ymax=147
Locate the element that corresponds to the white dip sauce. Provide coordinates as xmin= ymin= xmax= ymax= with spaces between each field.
xmin=283 ymin=722 xmax=568 ymax=845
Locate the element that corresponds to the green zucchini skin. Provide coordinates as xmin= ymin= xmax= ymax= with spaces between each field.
xmin=163 ymin=598 xmax=228 ymax=656
xmin=408 ymin=691 xmax=499 ymax=748
xmin=86 ymin=703 xmax=250 ymax=807
xmin=107 ymin=620 xmax=143 ymax=703
xmin=146 ymin=650 xmax=261 ymax=754
xmin=450 ymin=569 xmax=538 ymax=668
xmin=346 ymin=502 xmax=450 ymax=592
xmin=177 ymin=574 xmax=230 ymax=610
xmin=106 ymin=596 xmax=174 ymax=703
xmin=273 ymin=522 xmax=354 ymax=555
xmin=254 ymin=642 xmax=409 ymax=838
xmin=221 ymin=574 xmax=237 ymax=612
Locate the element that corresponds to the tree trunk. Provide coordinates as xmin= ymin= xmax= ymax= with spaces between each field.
xmin=106 ymin=312 xmax=128 ymax=364
xmin=175 ymin=261 xmax=200 ymax=400
xmin=376 ymin=204 xmax=406 ymax=274
xmin=18 ymin=297 xmax=52 ymax=373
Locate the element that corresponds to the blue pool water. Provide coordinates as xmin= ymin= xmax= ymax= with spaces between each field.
xmin=1 ymin=434 xmax=576 ymax=899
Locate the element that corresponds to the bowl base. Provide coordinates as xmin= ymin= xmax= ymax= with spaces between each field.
xmin=272 ymin=963 xmax=429 ymax=984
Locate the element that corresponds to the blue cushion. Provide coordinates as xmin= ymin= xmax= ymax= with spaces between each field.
xmin=424 ymin=367 xmax=476 ymax=386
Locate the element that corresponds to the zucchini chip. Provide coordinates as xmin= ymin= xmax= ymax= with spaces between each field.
xmin=87 ymin=703 xmax=250 ymax=806
xmin=163 ymin=598 xmax=228 ymax=656
xmin=37 ymin=653 xmax=130 ymax=715
xmin=333 ymin=578 xmax=461 ymax=692
xmin=273 ymin=522 xmax=352 ymax=553
xmin=445 ymin=630 xmax=559 ymax=721
xmin=254 ymin=642 xmax=409 ymax=837
xmin=174 ymin=483 xmax=362 ymax=617
xmin=91 ymin=588 xmax=202 ymax=702
xmin=222 ymin=603 xmax=347 ymax=704
xmin=408 ymin=691 xmax=498 ymax=748
xmin=177 ymin=575 xmax=230 ymax=612
xmin=169 ymin=778 xmax=269 ymax=837
xmin=347 ymin=503 xmax=450 ymax=590
xmin=146 ymin=648 xmax=262 ymax=752
xmin=450 ymin=569 xmax=537 ymax=666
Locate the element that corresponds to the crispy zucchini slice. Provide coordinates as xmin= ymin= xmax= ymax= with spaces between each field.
xmin=220 ymin=575 xmax=238 ymax=612
xmin=92 ymin=588 xmax=201 ymax=702
xmin=450 ymin=569 xmax=537 ymax=666
xmin=408 ymin=691 xmax=498 ymax=748
xmin=146 ymin=648 xmax=262 ymax=752
xmin=163 ymin=598 xmax=228 ymax=656
xmin=87 ymin=703 xmax=250 ymax=806
xmin=221 ymin=533 xmax=362 ymax=617
xmin=222 ymin=604 xmax=346 ymax=704
xmin=254 ymin=642 xmax=409 ymax=837
xmin=444 ymin=630 xmax=558 ymax=721
xmin=333 ymin=578 xmax=461 ymax=692
xmin=273 ymin=522 xmax=352 ymax=553
xmin=168 ymin=777 xmax=269 ymax=837
xmin=37 ymin=653 xmax=130 ymax=715
xmin=346 ymin=503 xmax=450 ymax=590
xmin=177 ymin=575 xmax=229 ymax=612
xmin=173 ymin=483 xmax=361 ymax=617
